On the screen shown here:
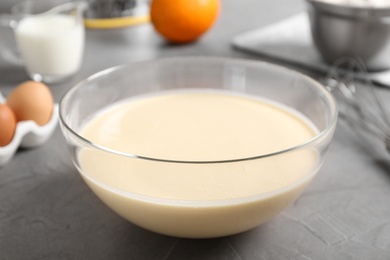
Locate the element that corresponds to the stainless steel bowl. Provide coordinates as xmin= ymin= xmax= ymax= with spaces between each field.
xmin=306 ymin=0 xmax=390 ymax=71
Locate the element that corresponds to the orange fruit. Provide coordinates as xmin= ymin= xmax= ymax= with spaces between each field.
xmin=150 ymin=0 xmax=220 ymax=43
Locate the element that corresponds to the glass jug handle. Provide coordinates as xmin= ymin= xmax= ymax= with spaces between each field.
xmin=0 ymin=14 xmax=22 ymax=66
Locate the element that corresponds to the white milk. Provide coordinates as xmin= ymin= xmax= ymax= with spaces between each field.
xmin=15 ymin=14 xmax=84 ymax=79
xmin=78 ymin=90 xmax=319 ymax=238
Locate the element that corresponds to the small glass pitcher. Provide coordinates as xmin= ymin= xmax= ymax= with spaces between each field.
xmin=0 ymin=0 xmax=87 ymax=84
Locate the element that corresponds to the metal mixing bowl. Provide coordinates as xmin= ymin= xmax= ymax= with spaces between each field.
xmin=306 ymin=0 xmax=390 ymax=71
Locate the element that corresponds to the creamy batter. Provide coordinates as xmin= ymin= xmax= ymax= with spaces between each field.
xmin=78 ymin=90 xmax=319 ymax=238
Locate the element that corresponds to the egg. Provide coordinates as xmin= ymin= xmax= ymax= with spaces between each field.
xmin=7 ymin=81 xmax=54 ymax=126
xmin=0 ymin=104 xmax=17 ymax=147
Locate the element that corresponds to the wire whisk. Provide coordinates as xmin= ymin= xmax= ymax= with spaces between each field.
xmin=324 ymin=57 xmax=390 ymax=152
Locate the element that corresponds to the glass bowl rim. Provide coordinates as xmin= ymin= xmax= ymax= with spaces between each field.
xmin=59 ymin=56 xmax=339 ymax=165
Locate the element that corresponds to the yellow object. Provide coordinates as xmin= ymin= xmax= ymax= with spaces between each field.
xmin=84 ymin=15 xmax=150 ymax=29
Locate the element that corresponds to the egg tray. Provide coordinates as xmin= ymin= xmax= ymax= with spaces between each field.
xmin=0 ymin=92 xmax=59 ymax=167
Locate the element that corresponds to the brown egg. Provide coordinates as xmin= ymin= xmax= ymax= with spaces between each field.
xmin=0 ymin=104 xmax=17 ymax=147
xmin=7 ymin=81 xmax=54 ymax=126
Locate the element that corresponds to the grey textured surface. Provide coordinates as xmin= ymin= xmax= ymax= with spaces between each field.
xmin=1 ymin=0 xmax=390 ymax=259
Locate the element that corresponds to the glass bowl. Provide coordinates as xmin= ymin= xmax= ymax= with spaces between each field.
xmin=59 ymin=57 xmax=338 ymax=238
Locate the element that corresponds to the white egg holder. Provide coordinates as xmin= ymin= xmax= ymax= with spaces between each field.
xmin=0 ymin=91 xmax=59 ymax=166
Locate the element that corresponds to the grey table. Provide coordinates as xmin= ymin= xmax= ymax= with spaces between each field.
xmin=1 ymin=0 xmax=390 ymax=259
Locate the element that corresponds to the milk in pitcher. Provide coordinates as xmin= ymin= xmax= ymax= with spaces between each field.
xmin=15 ymin=13 xmax=84 ymax=82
